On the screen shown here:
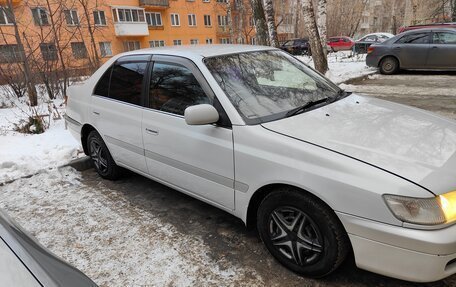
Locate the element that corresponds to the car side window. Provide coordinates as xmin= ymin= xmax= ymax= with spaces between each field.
xmin=93 ymin=66 xmax=112 ymax=97
xmin=396 ymin=33 xmax=430 ymax=44
xmin=149 ymin=62 xmax=211 ymax=115
xmin=363 ymin=35 xmax=377 ymax=42
xmin=433 ymin=32 xmax=456 ymax=44
xmin=108 ymin=61 xmax=147 ymax=106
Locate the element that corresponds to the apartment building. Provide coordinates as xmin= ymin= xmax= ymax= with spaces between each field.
xmin=0 ymin=0 xmax=232 ymax=72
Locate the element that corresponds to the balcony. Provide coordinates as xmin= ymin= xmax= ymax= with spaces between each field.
xmin=114 ymin=22 xmax=149 ymax=36
xmin=139 ymin=0 xmax=169 ymax=9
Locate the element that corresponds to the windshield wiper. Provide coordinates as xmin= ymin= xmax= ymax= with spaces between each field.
xmin=333 ymin=89 xmax=352 ymax=101
xmin=285 ymin=97 xmax=330 ymax=117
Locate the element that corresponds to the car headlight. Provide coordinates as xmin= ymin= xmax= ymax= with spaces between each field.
xmin=384 ymin=191 xmax=456 ymax=225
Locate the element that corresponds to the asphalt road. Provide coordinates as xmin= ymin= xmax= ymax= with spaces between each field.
xmin=1 ymin=71 xmax=456 ymax=286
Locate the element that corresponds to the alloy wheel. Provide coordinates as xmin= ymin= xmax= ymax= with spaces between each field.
xmin=90 ymin=140 xmax=108 ymax=173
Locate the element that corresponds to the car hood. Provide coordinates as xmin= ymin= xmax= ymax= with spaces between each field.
xmin=261 ymin=94 xmax=456 ymax=195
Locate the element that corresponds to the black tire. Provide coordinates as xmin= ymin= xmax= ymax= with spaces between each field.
xmin=379 ymin=56 xmax=399 ymax=75
xmin=257 ymin=188 xmax=349 ymax=278
xmin=87 ymin=130 xmax=122 ymax=180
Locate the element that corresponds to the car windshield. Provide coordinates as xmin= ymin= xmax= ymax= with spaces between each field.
xmin=204 ymin=50 xmax=341 ymax=124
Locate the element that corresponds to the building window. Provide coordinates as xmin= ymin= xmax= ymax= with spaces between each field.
xmin=99 ymin=42 xmax=112 ymax=57
xmin=170 ymin=13 xmax=180 ymax=26
xmin=149 ymin=40 xmax=165 ymax=47
xmin=250 ymin=37 xmax=256 ymax=45
xmin=145 ymin=12 xmax=162 ymax=26
xmin=124 ymin=41 xmax=140 ymax=51
xmin=220 ymin=38 xmax=230 ymax=44
xmin=173 ymin=39 xmax=182 ymax=46
xmin=203 ymin=15 xmax=211 ymax=26
xmin=40 ymin=43 xmax=58 ymax=61
xmin=249 ymin=16 xmax=254 ymax=26
xmin=0 ymin=44 xmax=23 ymax=63
xmin=202 ymin=0 xmax=210 ymax=2
xmin=113 ymin=8 xmax=145 ymax=23
xmin=188 ymin=14 xmax=196 ymax=26
xmin=93 ymin=10 xmax=106 ymax=26
xmin=217 ymin=15 xmax=228 ymax=26
xmin=190 ymin=39 xmax=198 ymax=45
xmin=206 ymin=38 xmax=212 ymax=44
xmin=237 ymin=37 xmax=245 ymax=44
xmin=0 ymin=7 xmax=13 ymax=25
xmin=216 ymin=0 xmax=227 ymax=2
xmin=31 ymin=7 xmax=49 ymax=26
xmin=64 ymin=10 xmax=79 ymax=26
xmin=71 ymin=42 xmax=88 ymax=59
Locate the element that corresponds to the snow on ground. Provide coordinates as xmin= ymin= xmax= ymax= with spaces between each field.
xmin=297 ymin=51 xmax=376 ymax=84
xmin=0 ymin=97 xmax=82 ymax=183
xmin=0 ymin=167 xmax=264 ymax=286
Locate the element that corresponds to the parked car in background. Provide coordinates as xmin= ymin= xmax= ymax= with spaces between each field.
xmin=327 ymin=36 xmax=355 ymax=52
xmin=0 ymin=209 xmax=97 ymax=287
xmin=280 ymin=38 xmax=311 ymax=55
xmin=354 ymin=32 xmax=395 ymax=53
xmin=367 ymin=28 xmax=456 ymax=74
xmin=398 ymin=22 xmax=456 ymax=33
xmin=67 ymin=45 xmax=456 ymax=283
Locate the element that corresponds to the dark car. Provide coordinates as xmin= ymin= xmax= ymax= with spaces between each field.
xmin=366 ymin=28 xmax=456 ymax=74
xmin=280 ymin=38 xmax=311 ymax=55
xmin=354 ymin=33 xmax=395 ymax=53
xmin=0 ymin=209 xmax=97 ymax=287
xmin=398 ymin=22 xmax=456 ymax=33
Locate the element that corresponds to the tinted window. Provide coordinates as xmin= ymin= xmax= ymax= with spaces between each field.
xmin=149 ymin=62 xmax=211 ymax=115
xmin=93 ymin=66 xmax=112 ymax=97
xmin=433 ymin=32 xmax=456 ymax=44
xmin=109 ymin=61 xmax=147 ymax=105
xmin=362 ymin=35 xmax=377 ymax=42
xmin=283 ymin=40 xmax=293 ymax=47
xmin=396 ymin=33 xmax=430 ymax=44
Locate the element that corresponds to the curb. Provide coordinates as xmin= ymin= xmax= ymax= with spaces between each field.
xmin=64 ymin=156 xmax=93 ymax=171
xmin=341 ymin=71 xmax=377 ymax=85
xmin=0 ymin=157 xmax=93 ymax=187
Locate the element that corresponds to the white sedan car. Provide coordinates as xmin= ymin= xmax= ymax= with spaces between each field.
xmin=65 ymin=45 xmax=456 ymax=282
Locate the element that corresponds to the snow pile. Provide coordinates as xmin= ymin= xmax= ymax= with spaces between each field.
xmin=0 ymin=168 xmax=264 ymax=286
xmin=297 ymin=51 xmax=377 ymax=84
xmin=0 ymin=98 xmax=82 ymax=183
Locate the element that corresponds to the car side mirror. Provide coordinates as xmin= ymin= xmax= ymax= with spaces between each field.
xmin=184 ymin=104 xmax=219 ymax=125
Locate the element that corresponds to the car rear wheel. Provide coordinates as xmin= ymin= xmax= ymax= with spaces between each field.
xmin=87 ymin=130 xmax=122 ymax=180
xmin=379 ymin=57 xmax=399 ymax=75
xmin=257 ymin=188 xmax=349 ymax=278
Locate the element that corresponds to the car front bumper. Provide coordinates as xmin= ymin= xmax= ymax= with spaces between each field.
xmin=337 ymin=212 xmax=456 ymax=282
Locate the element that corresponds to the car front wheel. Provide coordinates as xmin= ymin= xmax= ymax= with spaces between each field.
xmin=257 ymin=188 xmax=349 ymax=278
xmin=87 ymin=130 xmax=122 ymax=180
xmin=379 ymin=57 xmax=399 ymax=75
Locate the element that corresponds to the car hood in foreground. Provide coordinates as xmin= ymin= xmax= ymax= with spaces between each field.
xmin=262 ymin=94 xmax=456 ymax=195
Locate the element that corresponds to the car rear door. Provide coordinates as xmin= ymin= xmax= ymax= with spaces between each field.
xmin=392 ymin=32 xmax=430 ymax=68
xmin=141 ymin=55 xmax=235 ymax=210
xmin=427 ymin=30 xmax=456 ymax=68
xmin=90 ymin=55 xmax=149 ymax=173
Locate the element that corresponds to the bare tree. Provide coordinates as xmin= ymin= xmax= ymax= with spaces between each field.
xmin=302 ymin=0 xmax=327 ymax=73
xmin=317 ymin=0 xmax=327 ymax=55
xmin=250 ymin=0 xmax=268 ymax=45
xmin=77 ymin=0 xmax=101 ymax=69
xmin=263 ymin=0 xmax=279 ymax=47
xmin=5 ymin=0 xmax=38 ymax=106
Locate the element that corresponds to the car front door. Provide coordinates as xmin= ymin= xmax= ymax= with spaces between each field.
xmin=90 ymin=55 xmax=149 ymax=173
xmin=427 ymin=31 xmax=456 ymax=68
xmin=392 ymin=32 xmax=430 ymax=69
xmin=142 ymin=55 xmax=235 ymax=210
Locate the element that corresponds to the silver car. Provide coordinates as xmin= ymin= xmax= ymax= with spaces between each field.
xmin=66 ymin=45 xmax=456 ymax=282
xmin=0 ymin=209 xmax=97 ymax=286
xmin=366 ymin=28 xmax=456 ymax=74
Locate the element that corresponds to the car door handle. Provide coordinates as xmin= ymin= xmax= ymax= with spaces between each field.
xmin=145 ymin=128 xmax=159 ymax=135
xmin=394 ymin=47 xmax=401 ymax=50
xmin=432 ymin=46 xmax=438 ymax=49
xmin=93 ymin=111 xmax=100 ymax=116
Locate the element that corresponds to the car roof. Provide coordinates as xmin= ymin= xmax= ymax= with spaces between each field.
xmin=363 ymin=32 xmax=395 ymax=38
xmin=401 ymin=27 xmax=456 ymax=34
xmin=118 ymin=44 xmax=277 ymax=60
